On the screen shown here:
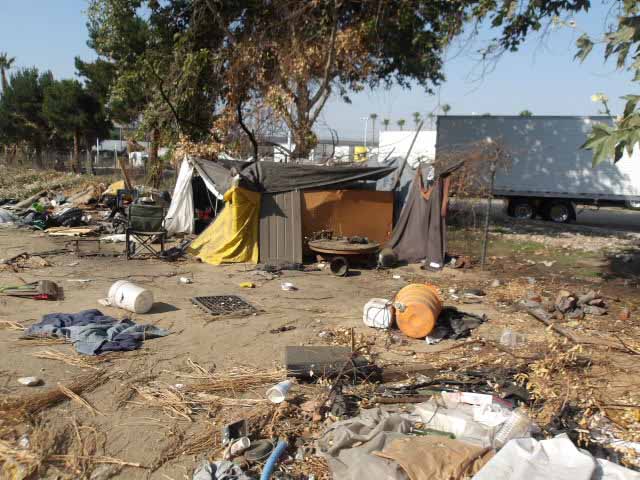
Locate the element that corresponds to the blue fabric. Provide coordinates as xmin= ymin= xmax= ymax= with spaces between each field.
xmin=26 ymin=309 xmax=169 ymax=355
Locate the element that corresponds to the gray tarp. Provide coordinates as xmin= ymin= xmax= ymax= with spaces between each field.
xmin=388 ymin=161 xmax=464 ymax=265
xmin=194 ymin=157 xmax=395 ymax=194
xmin=317 ymin=408 xmax=412 ymax=480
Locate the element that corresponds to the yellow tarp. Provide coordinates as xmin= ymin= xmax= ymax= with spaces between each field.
xmin=104 ymin=180 xmax=125 ymax=196
xmin=188 ymin=186 xmax=261 ymax=265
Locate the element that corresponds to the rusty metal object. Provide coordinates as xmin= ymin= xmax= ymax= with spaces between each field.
xmin=308 ymin=239 xmax=380 ymax=255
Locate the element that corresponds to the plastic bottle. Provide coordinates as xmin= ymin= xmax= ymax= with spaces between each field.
xmin=493 ymin=407 xmax=532 ymax=447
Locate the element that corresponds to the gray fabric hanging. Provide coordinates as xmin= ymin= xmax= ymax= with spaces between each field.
xmin=388 ymin=167 xmax=447 ymax=267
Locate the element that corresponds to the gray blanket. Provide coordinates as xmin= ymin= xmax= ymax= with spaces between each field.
xmin=26 ymin=309 xmax=169 ymax=355
xmin=317 ymin=408 xmax=412 ymax=480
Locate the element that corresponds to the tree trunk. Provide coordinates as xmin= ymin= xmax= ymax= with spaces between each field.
xmin=290 ymin=82 xmax=318 ymax=161
xmin=72 ymin=129 xmax=80 ymax=173
xmin=147 ymin=128 xmax=162 ymax=189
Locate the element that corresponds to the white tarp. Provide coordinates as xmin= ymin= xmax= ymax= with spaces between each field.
xmin=473 ymin=434 xmax=640 ymax=480
xmin=165 ymin=158 xmax=195 ymax=235
xmin=165 ymin=157 xmax=226 ymax=235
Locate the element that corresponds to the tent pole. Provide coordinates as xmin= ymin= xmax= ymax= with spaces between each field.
xmin=391 ymin=120 xmax=424 ymax=191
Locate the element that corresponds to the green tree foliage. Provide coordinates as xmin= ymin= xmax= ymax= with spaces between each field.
xmin=519 ymin=110 xmax=533 ymax=117
xmin=0 ymin=68 xmax=54 ymax=162
xmin=572 ymin=2 xmax=640 ymax=165
xmin=43 ymin=79 xmax=109 ymax=172
xmin=0 ymin=52 xmax=16 ymax=92
xmin=397 ymin=119 xmax=406 ymax=130
xmin=87 ymin=0 xmax=226 ymax=185
xmin=412 ymin=112 xmax=422 ymax=128
xmin=441 ymin=104 xmax=451 ymax=115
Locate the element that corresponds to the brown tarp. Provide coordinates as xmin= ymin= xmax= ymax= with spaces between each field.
xmin=374 ymin=436 xmax=494 ymax=480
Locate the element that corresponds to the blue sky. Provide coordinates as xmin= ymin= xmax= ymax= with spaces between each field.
xmin=0 ymin=0 xmax=633 ymax=140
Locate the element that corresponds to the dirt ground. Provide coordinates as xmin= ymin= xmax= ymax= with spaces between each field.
xmin=2 ymin=208 xmax=640 ymax=479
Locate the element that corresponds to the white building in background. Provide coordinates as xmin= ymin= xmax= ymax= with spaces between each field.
xmin=375 ymin=130 xmax=437 ymax=168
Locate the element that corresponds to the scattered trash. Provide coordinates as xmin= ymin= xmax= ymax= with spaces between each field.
xmin=269 ymin=325 xmax=296 ymax=334
xmin=266 ymin=380 xmax=294 ymax=404
xmin=392 ymin=274 xmax=402 ymax=280
xmin=104 ymin=280 xmax=154 ymax=314
xmin=329 ymin=256 xmax=349 ymax=277
xmin=499 ymin=329 xmax=527 ymax=349
xmin=67 ymin=278 xmax=94 ymax=283
xmin=0 ymin=280 xmax=61 ymax=300
xmin=490 ymin=279 xmax=502 ymax=288
xmin=66 ymin=261 xmax=80 ymax=267
xmin=239 ymin=282 xmax=255 ymax=288
xmin=193 ymin=460 xmax=253 ymax=480
xmin=229 ymin=437 xmax=251 ymax=457
xmin=100 ymin=234 xmax=127 ymax=243
xmin=179 ymin=276 xmax=193 ymax=284
xmin=540 ymin=260 xmax=556 ymax=267
xmin=222 ymin=419 xmax=248 ymax=446
xmin=620 ymin=307 xmax=631 ymax=320
xmin=281 ymin=282 xmax=297 ymax=291
xmin=378 ymin=247 xmax=398 ymax=268
xmin=244 ymin=439 xmax=275 ymax=462
xmin=17 ymin=376 xmax=42 ymax=387
xmin=363 ymin=298 xmax=395 ymax=329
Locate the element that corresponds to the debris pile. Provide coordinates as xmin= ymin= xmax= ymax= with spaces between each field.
xmin=522 ymin=289 xmax=607 ymax=321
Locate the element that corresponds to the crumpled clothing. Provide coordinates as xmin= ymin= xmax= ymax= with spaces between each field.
xmin=317 ymin=408 xmax=413 ymax=480
xmin=193 ymin=460 xmax=254 ymax=480
xmin=25 ymin=309 xmax=169 ymax=355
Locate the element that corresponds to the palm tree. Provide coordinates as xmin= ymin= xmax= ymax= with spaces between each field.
xmin=412 ymin=112 xmax=421 ymax=128
xmin=519 ymin=109 xmax=533 ymax=117
xmin=427 ymin=112 xmax=436 ymax=129
xmin=397 ymin=119 xmax=406 ymax=131
xmin=382 ymin=118 xmax=390 ymax=130
xmin=0 ymin=52 xmax=15 ymax=92
xmin=441 ymin=104 xmax=451 ymax=115
xmin=369 ymin=113 xmax=378 ymax=144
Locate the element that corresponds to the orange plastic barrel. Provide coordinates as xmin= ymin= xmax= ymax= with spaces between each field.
xmin=394 ymin=283 xmax=443 ymax=338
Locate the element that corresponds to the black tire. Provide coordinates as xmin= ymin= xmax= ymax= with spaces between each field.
xmin=507 ymin=198 xmax=535 ymax=220
xmin=545 ymin=201 xmax=575 ymax=223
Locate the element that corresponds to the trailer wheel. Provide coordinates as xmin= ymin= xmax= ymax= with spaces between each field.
xmin=508 ymin=199 xmax=535 ymax=220
xmin=547 ymin=201 xmax=575 ymax=223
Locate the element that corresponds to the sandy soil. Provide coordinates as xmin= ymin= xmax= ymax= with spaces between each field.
xmin=1 ymin=220 xmax=639 ymax=479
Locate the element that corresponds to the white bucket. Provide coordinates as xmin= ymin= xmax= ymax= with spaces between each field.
xmin=266 ymin=380 xmax=293 ymax=404
xmin=363 ymin=298 xmax=394 ymax=329
xmin=107 ymin=280 xmax=154 ymax=314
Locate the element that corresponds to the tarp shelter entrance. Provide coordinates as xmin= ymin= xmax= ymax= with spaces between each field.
xmin=165 ymin=156 xmax=395 ymax=265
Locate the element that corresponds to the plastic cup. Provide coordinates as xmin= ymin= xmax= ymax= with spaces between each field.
xmin=230 ymin=437 xmax=251 ymax=456
xmin=266 ymin=380 xmax=293 ymax=403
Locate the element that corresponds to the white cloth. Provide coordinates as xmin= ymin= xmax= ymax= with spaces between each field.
xmin=165 ymin=158 xmax=195 ymax=235
xmin=473 ymin=434 xmax=640 ymax=480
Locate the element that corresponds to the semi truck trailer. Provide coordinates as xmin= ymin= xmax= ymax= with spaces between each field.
xmin=436 ymin=116 xmax=640 ymax=223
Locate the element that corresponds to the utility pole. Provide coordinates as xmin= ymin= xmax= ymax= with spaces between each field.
xmin=361 ymin=116 xmax=369 ymax=149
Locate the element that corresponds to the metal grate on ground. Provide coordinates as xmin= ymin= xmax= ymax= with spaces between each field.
xmin=191 ymin=295 xmax=259 ymax=316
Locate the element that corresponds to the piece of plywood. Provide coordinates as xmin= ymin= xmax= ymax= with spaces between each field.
xmin=301 ymin=190 xmax=394 ymax=245
xmin=259 ymin=190 xmax=303 ymax=264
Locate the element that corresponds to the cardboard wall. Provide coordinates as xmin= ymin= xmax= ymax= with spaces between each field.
xmin=301 ymin=190 xmax=394 ymax=245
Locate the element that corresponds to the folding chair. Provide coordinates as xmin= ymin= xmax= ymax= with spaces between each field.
xmin=125 ymin=204 xmax=167 ymax=259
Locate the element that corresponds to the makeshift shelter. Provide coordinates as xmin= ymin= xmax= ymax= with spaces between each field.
xmin=388 ymin=161 xmax=464 ymax=267
xmin=165 ymin=156 xmax=395 ymax=264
